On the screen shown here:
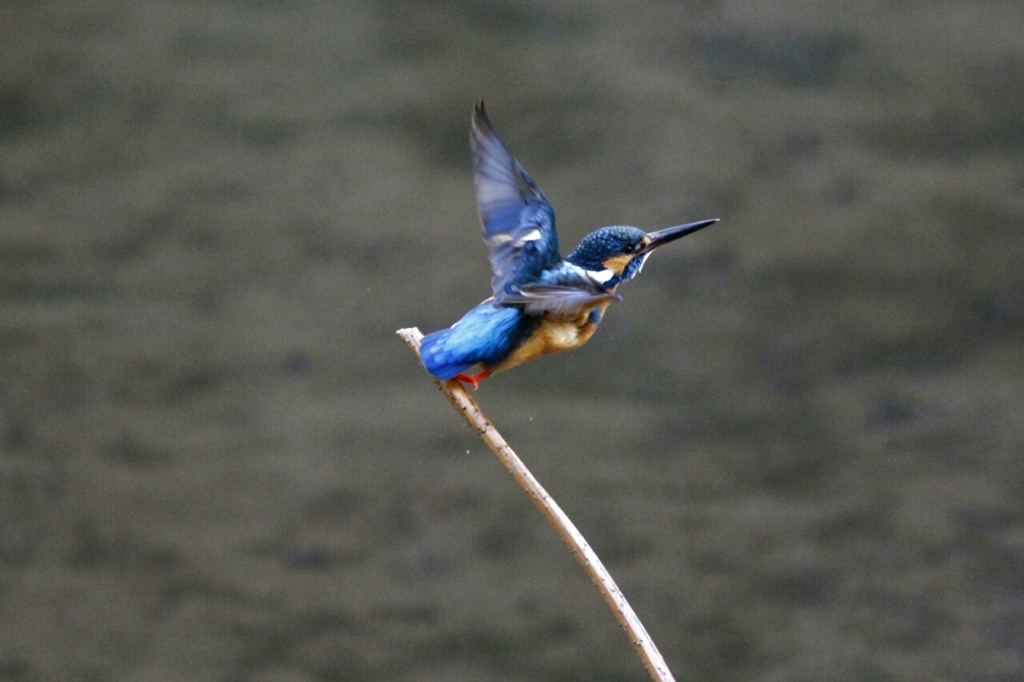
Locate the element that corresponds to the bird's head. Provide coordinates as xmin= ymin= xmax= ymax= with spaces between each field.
xmin=566 ymin=219 xmax=717 ymax=288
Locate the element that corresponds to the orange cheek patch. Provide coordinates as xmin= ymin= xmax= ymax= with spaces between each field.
xmin=602 ymin=254 xmax=633 ymax=275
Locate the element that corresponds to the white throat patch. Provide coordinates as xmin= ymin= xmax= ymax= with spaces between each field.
xmin=633 ymin=253 xmax=651 ymax=276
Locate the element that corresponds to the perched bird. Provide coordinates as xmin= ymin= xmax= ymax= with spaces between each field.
xmin=420 ymin=101 xmax=717 ymax=388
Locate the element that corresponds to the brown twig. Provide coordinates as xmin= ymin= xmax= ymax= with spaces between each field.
xmin=397 ymin=326 xmax=676 ymax=682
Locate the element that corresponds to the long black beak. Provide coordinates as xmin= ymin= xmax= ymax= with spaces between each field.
xmin=641 ymin=218 xmax=718 ymax=255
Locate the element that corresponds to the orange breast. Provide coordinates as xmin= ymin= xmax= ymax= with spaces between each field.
xmin=486 ymin=300 xmax=613 ymax=375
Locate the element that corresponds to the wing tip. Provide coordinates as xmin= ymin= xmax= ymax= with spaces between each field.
xmin=471 ymin=99 xmax=494 ymax=145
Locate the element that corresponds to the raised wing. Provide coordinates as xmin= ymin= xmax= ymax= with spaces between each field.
xmin=471 ymin=101 xmax=562 ymax=300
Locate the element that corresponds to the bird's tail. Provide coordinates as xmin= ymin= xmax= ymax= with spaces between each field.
xmin=420 ymin=328 xmax=477 ymax=380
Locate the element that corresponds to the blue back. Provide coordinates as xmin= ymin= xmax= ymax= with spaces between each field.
xmin=420 ymin=301 xmax=540 ymax=379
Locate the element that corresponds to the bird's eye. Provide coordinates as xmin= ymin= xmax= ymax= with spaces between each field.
xmin=623 ymin=244 xmax=635 ymax=254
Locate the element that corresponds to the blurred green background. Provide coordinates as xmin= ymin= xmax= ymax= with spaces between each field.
xmin=2 ymin=1 xmax=1023 ymax=680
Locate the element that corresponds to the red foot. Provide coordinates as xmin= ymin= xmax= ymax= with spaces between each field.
xmin=453 ymin=370 xmax=491 ymax=390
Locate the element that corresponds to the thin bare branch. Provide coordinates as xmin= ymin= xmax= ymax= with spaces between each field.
xmin=397 ymin=326 xmax=676 ymax=682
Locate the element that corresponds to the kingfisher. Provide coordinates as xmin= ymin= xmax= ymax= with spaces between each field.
xmin=420 ymin=101 xmax=717 ymax=389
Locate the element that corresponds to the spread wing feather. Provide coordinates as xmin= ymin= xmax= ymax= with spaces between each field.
xmin=471 ymin=101 xmax=561 ymax=300
xmin=499 ymin=283 xmax=620 ymax=319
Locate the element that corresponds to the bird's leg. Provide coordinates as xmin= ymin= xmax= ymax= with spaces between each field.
xmin=453 ymin=370 xmax=490 ymax=390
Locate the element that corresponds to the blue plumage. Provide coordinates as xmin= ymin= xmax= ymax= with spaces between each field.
xmin=419 ymin=101 xmax=716 ymax=388
xmin=420 ymin=303 xmax=539 ymax=380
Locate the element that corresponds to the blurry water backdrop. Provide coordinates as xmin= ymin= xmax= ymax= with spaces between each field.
xmin=2 ymin=1 xmax=1023 ymax=680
